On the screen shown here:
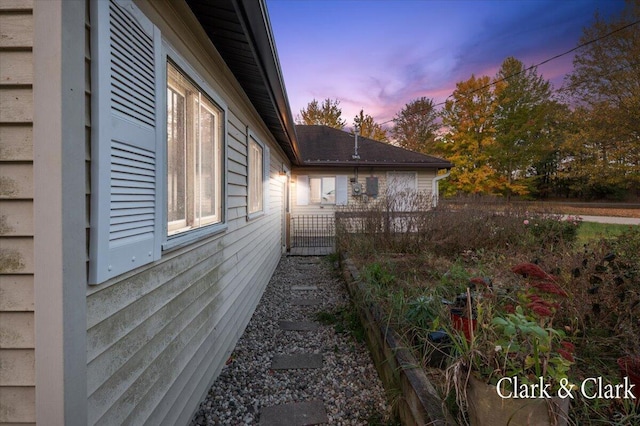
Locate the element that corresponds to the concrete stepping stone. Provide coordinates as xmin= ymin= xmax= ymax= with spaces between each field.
xmin=290 ymin=298 xmax=322 ymax=306
xmin=278 ymin=321 xmax=319 ymax=331
xmin=298 ymin=259 xmax=321 ymax=264
xmin=291 ymin=285 xmax=318 ymax=291
xmin=295 ymin=264 xmax=319 ymax=270
xmin=271 ymin=354 xmax=323 ymax=370
xmin=259 ymin=400 xmax=328 ymax=425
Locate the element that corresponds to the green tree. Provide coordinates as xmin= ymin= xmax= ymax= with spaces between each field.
xmin=297 ymin=98 xmax=346 ymax=129
xmin=491 ymin=57 xmax=557 ymax=199
xmin=390 ymin=97 xmax=439 ymax=154
xmin=562 ymin=0 xmax=640 ymax=198
xmin=352 ymin=109 xmax=388 ymax=142
xmin=527 ymin=102 xmax=570 ymax=198
xmin=439 ymin=75 xmax=503 ymax=195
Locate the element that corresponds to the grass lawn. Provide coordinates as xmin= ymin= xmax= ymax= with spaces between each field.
xmin=577 ymin=222 xmax=636 ymax=245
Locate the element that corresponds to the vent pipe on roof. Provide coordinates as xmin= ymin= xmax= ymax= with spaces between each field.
xmin=352 ymin=129 xmax=360 ymax=160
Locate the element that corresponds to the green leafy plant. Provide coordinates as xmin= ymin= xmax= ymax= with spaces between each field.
xmin=361 ymin=262 xmax=396 ymax=288
xmin=447 ymin=262 xmax=575 ymax=399
xmin=489 ymin=306 xmax=573 ymax=391
xmin=315 ymin=306 xmax=366 ymax=343
xmin=405 ymin=296 xmax=439 ymax=329
xmin=525 ymin=213 xmax=582 ymax=248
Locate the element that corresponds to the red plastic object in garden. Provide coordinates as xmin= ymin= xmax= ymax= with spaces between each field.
xmin=450 ymin=309 xmax=477 ymax=342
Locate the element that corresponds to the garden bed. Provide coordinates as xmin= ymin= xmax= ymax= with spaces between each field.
xmin=336 ymin=197 xmax=640 ymax=425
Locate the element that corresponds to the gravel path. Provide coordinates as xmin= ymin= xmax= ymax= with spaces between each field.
xmin=190 ymin=256 xmax=392 ymax=425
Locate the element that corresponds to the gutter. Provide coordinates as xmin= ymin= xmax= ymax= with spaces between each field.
xmin=301 ymin=160 xmax=454 ymax=168
xmin=432 ymin=170 xmax=451 ymax=207
xmin=236 ymin=0 xmax=302 ymax=164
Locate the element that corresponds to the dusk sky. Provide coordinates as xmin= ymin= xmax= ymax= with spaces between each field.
xmin=267 ymin=0 xmax=627 ymax=128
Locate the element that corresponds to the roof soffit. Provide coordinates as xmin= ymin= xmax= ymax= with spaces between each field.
xmin=185 ymin=0 xmax=300 ymax=164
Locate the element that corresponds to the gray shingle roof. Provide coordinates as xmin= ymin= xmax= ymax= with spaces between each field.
xmin=296 ymin=125 xmax=452 ymax=168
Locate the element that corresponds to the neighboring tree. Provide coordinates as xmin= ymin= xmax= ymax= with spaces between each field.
xmin=490 ymin=57 xmax=557 ymax=199
xmin=527 ymin=102 xmax=571 ymax=198
xmin=352 ymin=109 xmax=388 ymax=142
xmin=391 ymin=97 xmax=439 ymax=154
xmin=297 ymin=98 xmax=346 ymax=129
xmin=561 ymin=0 xmax=640 ymax=198
xmin=439 ymin=74 xmax=503 ymax=195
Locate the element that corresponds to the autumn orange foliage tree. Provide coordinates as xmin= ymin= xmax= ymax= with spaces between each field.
xmin=438 ymin=75 xmax=505 ymax=195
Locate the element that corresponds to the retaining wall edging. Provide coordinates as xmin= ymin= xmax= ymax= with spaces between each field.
xmin=341 ymin=257 xmax=455 ymax=425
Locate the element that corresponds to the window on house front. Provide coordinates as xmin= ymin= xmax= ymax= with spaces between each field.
xmin=248 ymin=136 xmax=263 ymax=214
xmin=167 ymin=61 xmax=223 ymax=235
xmin=386 ymin=172 xmax=418 ymax=211
xmin=309 ymin=177 xmax=336 ymax=204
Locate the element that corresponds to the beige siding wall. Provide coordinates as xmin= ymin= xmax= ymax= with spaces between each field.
xmin=84 ymin=1 xmax=288 ymax=424
xmin=0 ymin=0 xmax=36 ymax=424
xmin=291 ymin=167 xmax=437 ymax=216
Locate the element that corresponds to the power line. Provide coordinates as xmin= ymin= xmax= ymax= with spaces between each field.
xmin=379 ymin=18 xmax=640 ymax=127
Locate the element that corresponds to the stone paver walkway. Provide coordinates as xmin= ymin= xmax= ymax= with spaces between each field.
xmin=189 ymin=255 xmax=391 ymax=425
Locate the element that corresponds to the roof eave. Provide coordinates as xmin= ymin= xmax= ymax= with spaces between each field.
xmin=234 ymin=0 xmax=302 ymax=164
xmin=186 ymin=0 xmax=302 ymax=165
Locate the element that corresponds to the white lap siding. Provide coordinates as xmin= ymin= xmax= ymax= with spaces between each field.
xmin=85 ymin=1 xmax=287 ymax=424
xmin=86 ymin=109 xmax=285 ymax=425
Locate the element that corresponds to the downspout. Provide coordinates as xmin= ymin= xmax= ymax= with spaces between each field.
xmin=432 ymin=169 xmax=450 ymax=208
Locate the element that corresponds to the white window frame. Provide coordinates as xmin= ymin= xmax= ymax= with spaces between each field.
xmin=247 ymin=131 xmax=269 ymax=219
xmin=309 ymin=176 xmax=336 ymax=205
xmin=161 ymin=43 xmax=228 ymax=250
xmin=166 ymin=77 xmax=188 ymax=233
xmin=296 ymin=175 xmax=347 ymax=206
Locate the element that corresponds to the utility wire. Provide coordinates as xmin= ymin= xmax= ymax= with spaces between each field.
xmin=379 ymin=18 xmax=640 ymax=127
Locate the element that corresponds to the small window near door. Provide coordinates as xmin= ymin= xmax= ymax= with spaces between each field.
xmin=248 ymin=136 xmax=264 ymax=214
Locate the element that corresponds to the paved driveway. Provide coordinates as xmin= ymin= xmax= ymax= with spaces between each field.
xmin=564 ymin=215 xmax=640 ymax=225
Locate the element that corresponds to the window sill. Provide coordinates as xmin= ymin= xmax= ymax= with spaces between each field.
xmin=162 ymin=222 xmax=228 ymax=252
xmin=247 ymin=210 xmax=265 ymax=221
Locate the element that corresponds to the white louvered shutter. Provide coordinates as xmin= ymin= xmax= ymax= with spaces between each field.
xmin=89 ymin=0 xmax=162 ymax=284
xmin=296 ymin=175 xmax=309 ymax=206
xmin=335 ymin=175 xmax=348 ymax=205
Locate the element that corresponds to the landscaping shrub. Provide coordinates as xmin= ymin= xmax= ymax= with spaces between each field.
xmin=336 ymin=194 xmax=581 ymax=259
xmin=525 ymin=213 xmax=582 ymax=248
